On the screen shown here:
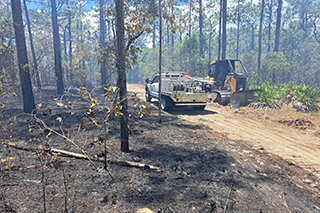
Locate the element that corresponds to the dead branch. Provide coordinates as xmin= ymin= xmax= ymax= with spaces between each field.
xmin=1 ymin=142 xmax=163 ymax=173
xmin=110 ymin=159 xmax=163 ymax=173
xmin=32 ymin=113 xmax=98 ymax=170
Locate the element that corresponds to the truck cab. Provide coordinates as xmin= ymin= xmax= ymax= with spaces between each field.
xmin=145 ymin=75 xmax=160 ymax=99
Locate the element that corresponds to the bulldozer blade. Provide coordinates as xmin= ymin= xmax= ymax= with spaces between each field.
xmin=230 ymin=89 xmax=261 ymax=109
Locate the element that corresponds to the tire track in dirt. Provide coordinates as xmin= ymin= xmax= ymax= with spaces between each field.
xmin=128 ymin=84 xmax=320 ymax=179
xmin=178 ymin=109 xmax=320 ymax=179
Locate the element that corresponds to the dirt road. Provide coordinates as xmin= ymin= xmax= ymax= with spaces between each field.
xmin=128 ymin=84 xmax=320 ymax=179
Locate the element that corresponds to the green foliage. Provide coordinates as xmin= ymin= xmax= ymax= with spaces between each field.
xmin=290 ymin=84 xmax=320 ymax=105
xmin=180 ymin=36 xmax=201 ymax=76
xmin=136 ymin=35 xmax=210 ymax=83
xmin=253 ymin=83 xmax=278 ymax=104
xmin=253 ymin=82 xmax=320 ymax=105
xmin=138 ymin=48 xmax=160 ymax=83
xmin=261 ymin=52 xmax=290 ymax=85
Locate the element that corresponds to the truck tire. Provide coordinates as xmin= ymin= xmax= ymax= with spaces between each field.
xmin=161 ymin=96 xmax=173 ymax=111
xmin=145 ymin=90 xmax=151 ymax=102
xmin=215 ymin=93 xmax=228 ymax=106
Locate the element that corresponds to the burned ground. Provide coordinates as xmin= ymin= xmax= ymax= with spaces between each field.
xmin=0 ymin=87 xmax=320 ymax=212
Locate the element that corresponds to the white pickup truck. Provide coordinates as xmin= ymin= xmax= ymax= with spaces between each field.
xmin=145 ymin=72 xmax=216 ymax=111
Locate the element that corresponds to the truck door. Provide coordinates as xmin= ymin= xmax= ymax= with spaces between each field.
xmin=150 ymin=75 xmax=159 ymax=98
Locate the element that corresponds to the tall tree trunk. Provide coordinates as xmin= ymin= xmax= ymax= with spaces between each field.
xmin=251 ymin=26 xmax=255 ymax=51
xmin=68 ymin=1 xmax=73 ymax=82
xmin=274 ymin=0 xmax=282 ymax=52
xmin=299 ymin=3 xmax=306 ymax=32
xmin=236 ymin=0 xmax=240 ymax=58
xmin=63 ymin=27 xmax=68 ymax=81
xmin=80 ymin=21 xmax=86 ymax=87
xmin=218 ymin=0 xmax=222 ymax=60
xmin=267 ymin=0 xmax=272 ymax=52
xmin=115 ymin=0 xmax=129 ymax=152
xmin=189 ymin=0 xmax=192 ymax=37
xmin=107 ymin=17 xmax=110 ymax=36
xmin=158 ymin=0 xmax=162 ymax=124
xmin=153 ymin=20 xmax=156 ymax=48
xmin=257 ymin=0 xmax=265 ymax=71
xmin=23 ymin=0 xmax=41 ymax=89
xmin=11 ymin=0 xmax=35 ymax=113
xmin=166 ymin=12 xmax=169 ymax=45
xmin=171 ymin=5 xmax=174 ymax=47
xmin=199 ymin=0 xmax=203 ymax=57
xmin=221 ymin=0 xmax=227 ymax=59
xmin=100 ymin=0 xmax=107 ymax=85
xmin=209 ymin=22 xmax=213 ymax=61
xmin=51 ymin=0 xmax=64 ymax=95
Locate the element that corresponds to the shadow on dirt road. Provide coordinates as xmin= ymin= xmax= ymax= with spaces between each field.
xmin=148 ymin=100 xmax=218 ymax=116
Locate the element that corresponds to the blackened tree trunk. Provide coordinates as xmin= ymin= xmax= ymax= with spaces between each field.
xmin=115 ymin=0 xmax=129 ymax=152
xmin=11 ymin=0 xmax=35 ymax=113
xmin=221 ymin=0 xmax=227 ymax=59
xmin=23 ymin=0 xmax=41 ymax=89
xmin=257 ymin=0 xmax=265 ymax=71
xmin=274 ymin=0 xmax=282 ymax=52
xmin=100 ymin=0 xmax=107 ymax=85
xmin=51 ymin=0 xmax=64 ymax=95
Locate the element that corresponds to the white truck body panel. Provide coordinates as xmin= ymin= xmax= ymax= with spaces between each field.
xmin=146 ymin=73 xmax=216 ymax=108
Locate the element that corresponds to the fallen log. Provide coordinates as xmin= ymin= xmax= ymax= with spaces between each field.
xmin=1 ymin=141 xmax=163 ymax=173
xmin=51 ymin=148 xmax=163 ymax=173
xmin=110 ymin=159 xmax=163 ymax=173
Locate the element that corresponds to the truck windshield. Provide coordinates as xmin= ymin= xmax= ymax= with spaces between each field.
xmin=152 ymin=76 xmax=159 ymax=83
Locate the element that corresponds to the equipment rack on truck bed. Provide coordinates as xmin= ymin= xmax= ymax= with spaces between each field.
xmin=145 ymin=72 xmax=217 ymax=111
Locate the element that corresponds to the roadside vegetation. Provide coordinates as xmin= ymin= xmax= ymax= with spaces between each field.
xmin=249 ymin=82 xmax=320 ymax=111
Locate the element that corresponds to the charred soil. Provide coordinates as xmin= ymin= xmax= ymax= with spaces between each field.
xmin=0 ymin=85 xmax=320 ymax=213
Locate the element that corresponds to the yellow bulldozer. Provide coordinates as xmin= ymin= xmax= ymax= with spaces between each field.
xmin=207 ymin=59 xmax=260 ymax=108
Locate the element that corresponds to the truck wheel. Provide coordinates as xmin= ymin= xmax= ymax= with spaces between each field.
xmin=161 ymin=96 xmax=173 ymax=111
xmin=215 ymin=93 xmax=228 ymax=106
xmin=215 ymin=93 xmax=222 ymax=105
xmin=145 ymin=90 xmax=151 ymax=102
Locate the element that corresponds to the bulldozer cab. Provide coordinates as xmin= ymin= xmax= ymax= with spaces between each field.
xmin=208 ymin=59 xmax=247 ymax=88
xmin=209 ymin=60 xmax=230 ymax=86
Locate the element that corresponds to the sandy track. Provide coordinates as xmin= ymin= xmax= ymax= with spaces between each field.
xmin=128 ymin=84 xmax=320 ymax=179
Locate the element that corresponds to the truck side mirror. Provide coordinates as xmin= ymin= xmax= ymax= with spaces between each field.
xmin=145 ymin=78 xmax=150 ymax=83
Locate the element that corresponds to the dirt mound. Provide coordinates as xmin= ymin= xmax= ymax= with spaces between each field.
xmin=248 ymin=97 xmax=319 ymax=112
xmin=277 ymin=117 xmax=315 ymax=130
xmin=314 ymin=131 xmax=320 ymax=138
